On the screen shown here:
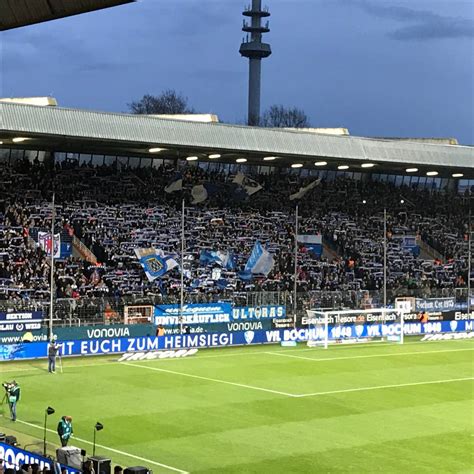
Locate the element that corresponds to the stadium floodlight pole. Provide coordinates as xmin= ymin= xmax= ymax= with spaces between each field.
xmin=293 ymin=204 xmax=299 ymax=328
xmin=180 ymin=198 xmax=185 ymax=334
xmin=49 ymin=192 xmax=56 ymax=341
xmin=383 ymin=207 xmax=387 ymax=308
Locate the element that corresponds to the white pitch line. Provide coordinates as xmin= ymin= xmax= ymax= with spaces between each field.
xmin=122 ymin=362 xmax=297 ymax=397
xmin=285 ymin=338 xmax=474 ymax=354
xmin=2 ymin=339 xmax=473 ymax=375
xmin=266 ymin=347 xmax=474 ymax=363
xmin=1 ymin=416 xmax=188 ymax=474
xmin=295 ymin=376 xmax=474 ymax=398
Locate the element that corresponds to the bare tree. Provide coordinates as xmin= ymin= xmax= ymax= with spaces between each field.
xmin=128 ymin=90 xmax=195 ymax=115
xmin=261 ymin=105 xmax=310 ymax=128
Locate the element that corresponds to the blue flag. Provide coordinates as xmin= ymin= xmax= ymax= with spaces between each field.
xmin=134 ymin=248 xmax=179 ymax=281
xmin=200 ymin=250 xmax=236 ymax=270
xmin=241 ymin=241 xmax=274 ymax=278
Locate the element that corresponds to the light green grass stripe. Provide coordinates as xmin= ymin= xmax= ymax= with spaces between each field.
xmin=123 ymin=360 xmax=473 ymax=398
xmin=121 ymin=362 xmax=297 ymax=397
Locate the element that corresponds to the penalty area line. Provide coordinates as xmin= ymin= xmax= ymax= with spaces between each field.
xmin=122 ymin=362 xmax=297 ymax=397
xmin=295 ymin=377 xmax=474 ymax=398
xmin=1 ymin=416 xmax=188 ymax=474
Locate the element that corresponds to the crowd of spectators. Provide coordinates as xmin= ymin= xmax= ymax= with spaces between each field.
xmin=0 ymin=157 xmax=471 ymax=302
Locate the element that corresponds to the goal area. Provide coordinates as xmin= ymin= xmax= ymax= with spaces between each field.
xmin=305 ymin=308 xmax=406 ymax=349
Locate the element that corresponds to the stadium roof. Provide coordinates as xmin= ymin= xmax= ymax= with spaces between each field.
xmin=0 ymin=0 xmax=134 ymax=31
xmin=0 ymin=102 xmax=473 ymax=178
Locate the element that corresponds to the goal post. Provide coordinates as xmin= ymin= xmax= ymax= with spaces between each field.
xmin=305 ymin=308 xmax=406 ymax=348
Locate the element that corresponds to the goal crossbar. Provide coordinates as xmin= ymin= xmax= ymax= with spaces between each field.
xmin=306 ymin=308 xmax=406 ymax=349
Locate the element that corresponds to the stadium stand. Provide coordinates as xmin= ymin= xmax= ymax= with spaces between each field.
xmin=0 ymin=156 xmax=471 ymax=319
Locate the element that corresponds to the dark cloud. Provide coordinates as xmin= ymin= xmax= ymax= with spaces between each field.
xmin=352 ymin=1 xmax=474 ymax=41
xmin=1 ymin=0 xmax=472 ymax=143
xmin=2 ymin=28 xmax=135 ymax=76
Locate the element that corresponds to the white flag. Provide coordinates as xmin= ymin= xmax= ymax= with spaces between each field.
xmin=290 ymin=178 xmax=321 ymax=201
xmin=233 ymin=172 xmax=263 ymax=196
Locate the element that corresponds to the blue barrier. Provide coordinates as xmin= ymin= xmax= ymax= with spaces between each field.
xmin=0 ymin=320 xmax=472 ymax=362
xmin=0 ymin=442 xmax=80 ymax=474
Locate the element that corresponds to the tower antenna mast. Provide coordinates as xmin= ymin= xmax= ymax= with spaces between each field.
xmin=239 ymin=0 xmax=272 ymax=126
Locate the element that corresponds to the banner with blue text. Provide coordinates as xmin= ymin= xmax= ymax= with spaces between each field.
xmin=1 ymin=320 xmax=472 ymax=361
xmin=0 ymin=311 xmax=43 ymax=332
xmin=0 ymin=442 xmax=79 ymax=474
xmin=154 ymin=304 xmax=286 ymax=326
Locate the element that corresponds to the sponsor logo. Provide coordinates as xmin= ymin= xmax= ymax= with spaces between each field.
xmin=244 ymin=331 xmax=255 ymax=344
xmin=117 ymin=349 xmax=198 ymax=362
xmin=355 ymin=325 xmax=364 ymax=337
xmin=449 ymin=320 xmax=458 ymax=332
xmin=227 ymin=322 xmax=263 ymax=332
xmin=421 ymin=332 xmax=474 ymax=342
xmin=87 ymin=327 xmax=131 ymax=339
xmin=272 ymin=317 xmax=293 ymax=329
xmin=455 ymin=312 xmax=474 ymax=321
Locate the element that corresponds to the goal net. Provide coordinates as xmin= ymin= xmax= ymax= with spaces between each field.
xmin=305 ymin=308 xmax=405 ymax=349
xmin=124 ymin=305 xmax=154 ymax=324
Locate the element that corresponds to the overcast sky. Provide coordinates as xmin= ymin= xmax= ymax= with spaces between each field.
xmin=1 ymin=0 xmax=473 ymax=143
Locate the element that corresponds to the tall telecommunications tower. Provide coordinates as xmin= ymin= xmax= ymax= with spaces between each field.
xmin=239 ymin=0 xmax=272 ymax=126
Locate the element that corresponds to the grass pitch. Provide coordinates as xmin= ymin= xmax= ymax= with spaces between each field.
xmin=1 ymin=339 xmax=473 ymax=473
